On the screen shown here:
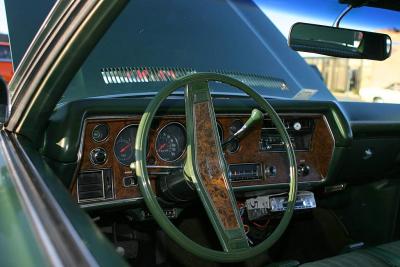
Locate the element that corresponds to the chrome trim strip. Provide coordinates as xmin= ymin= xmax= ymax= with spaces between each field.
xmin=80 ymin=197 xmax=143 ymax=209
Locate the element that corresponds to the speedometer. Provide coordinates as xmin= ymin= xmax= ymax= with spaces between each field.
xmin=114 ymin=124 xmax=138 ymax=166
xmin=155 ymin=123 xmax=186 ymax=162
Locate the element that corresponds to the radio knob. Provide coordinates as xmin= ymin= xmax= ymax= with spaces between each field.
xmin=265 ymin=165 xmax=277 ymax=177
xmin=90 ymin=148 xmax=107 ymax=165
xmin=297 ymin=164 xmax=310 ymax=176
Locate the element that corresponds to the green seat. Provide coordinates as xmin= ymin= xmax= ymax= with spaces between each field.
xmin=300 ymin=241 xmax=400 ymax=267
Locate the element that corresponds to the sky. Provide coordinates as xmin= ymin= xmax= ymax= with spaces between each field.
xmin=0 ymin=0 xmax=7 ymax=34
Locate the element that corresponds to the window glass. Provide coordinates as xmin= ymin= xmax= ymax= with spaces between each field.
xmin=258 ymin=0 xmax=400 ymax=103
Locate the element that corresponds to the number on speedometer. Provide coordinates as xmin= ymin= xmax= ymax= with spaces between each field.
xmin=155 ymin=123 xmax=186 ymax=162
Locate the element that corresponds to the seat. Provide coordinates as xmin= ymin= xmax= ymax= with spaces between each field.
xmin=300 ymin=240 xmax=400 ymax=267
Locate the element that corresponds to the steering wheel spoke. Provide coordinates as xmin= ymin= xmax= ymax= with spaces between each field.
xmin=183 ymin=81 xmax=249 ymax=251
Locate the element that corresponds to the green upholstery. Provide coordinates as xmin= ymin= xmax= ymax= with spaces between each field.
xmin=301 ymin=241 xmax=400 ymax=267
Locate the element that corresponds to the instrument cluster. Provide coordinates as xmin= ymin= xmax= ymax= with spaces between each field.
xmin=89 ymin=120 xmax=226 ymax=167
xmin=73 ymin=114 xmax=334 ymax=205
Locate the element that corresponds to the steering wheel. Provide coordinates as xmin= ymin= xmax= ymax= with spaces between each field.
xmin=134 ymin=73 xmax=297 ymax=262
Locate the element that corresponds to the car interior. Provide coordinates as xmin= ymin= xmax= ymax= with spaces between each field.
xmin=5 ymin=0 xmax=400 ymax=266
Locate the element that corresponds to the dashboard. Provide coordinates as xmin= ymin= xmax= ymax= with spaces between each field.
xmin=40 ymin=97 xmax=400 ymax=210
xmin=70 ymin=113 xmax=335 ymax=205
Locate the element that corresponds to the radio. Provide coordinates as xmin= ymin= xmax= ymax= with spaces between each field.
xmin=260 ymin=117 xmax=314 ymax=152
xmin=228 ymin=163 xmax=262 ymax=182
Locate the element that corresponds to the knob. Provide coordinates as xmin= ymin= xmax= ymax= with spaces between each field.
xmin=297 ymin=164 xmax=310 ymax=176
xmin=265 ymin=165 xmax=277 ymax=177
xmin=293 ymin=122 xmax=302 ymax=131
xmin=90 ymin=148 xmax=107 ymax=165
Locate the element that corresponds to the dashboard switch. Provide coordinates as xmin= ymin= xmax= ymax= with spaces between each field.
xmin=123 ymin=176 xmax=136 ymax=187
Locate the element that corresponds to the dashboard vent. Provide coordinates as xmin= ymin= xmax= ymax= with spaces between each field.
xmin=101 ymin=67 xmax=196 ymax=84
xmin=77 ymin=170 xmax=105 ymax=202
xmin=100 ymin=67 xmax=288 ymax=90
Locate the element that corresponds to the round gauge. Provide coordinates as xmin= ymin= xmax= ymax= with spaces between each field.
xmin=92 ymin=124 xmax=109 ymax=142
xmin=155 ymin=123 xmax=186 ymax=162
xmin=114 ymin=124 xmax=138 ymax=166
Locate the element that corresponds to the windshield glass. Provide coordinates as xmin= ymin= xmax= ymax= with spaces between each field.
xmin=258 ymin=0 xmax=400 ymax=104
xmin=60 ymin=0 xmax=333 ymax=104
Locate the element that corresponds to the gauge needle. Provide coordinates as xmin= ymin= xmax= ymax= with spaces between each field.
xmin=120 ymin=143 xmax=131 ymax=153
xmin=158 ymin=143 xmax=167 ymax=150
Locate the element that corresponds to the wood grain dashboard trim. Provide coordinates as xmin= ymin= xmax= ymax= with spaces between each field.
xmin=194 ymin=102 xmax=239 ymax=230
xmin=71 ymin=113 xmax=335 ymax=204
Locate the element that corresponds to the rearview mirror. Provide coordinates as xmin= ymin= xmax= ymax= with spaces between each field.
xmin=289 ymin=23 xmax=392 ymax=61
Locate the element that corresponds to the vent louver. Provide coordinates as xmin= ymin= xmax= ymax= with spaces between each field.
xmin=100 ymin=67 xmax=288 ymax=90
xmin=77 ymin=171 xmax=104 ymax=201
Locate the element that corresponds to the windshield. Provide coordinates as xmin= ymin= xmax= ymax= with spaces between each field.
xmin=60 ymin=0 xmax=333 ymax=105
xmin=258 ymin=0 xmax=400 ymax=104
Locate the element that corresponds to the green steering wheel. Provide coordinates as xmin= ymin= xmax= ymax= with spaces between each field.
xmin=134 ymin=73 xmax=297 ymax=262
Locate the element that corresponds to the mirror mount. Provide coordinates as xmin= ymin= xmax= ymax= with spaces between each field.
xmin=333 ymin=4 xmax=353 ymax=27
